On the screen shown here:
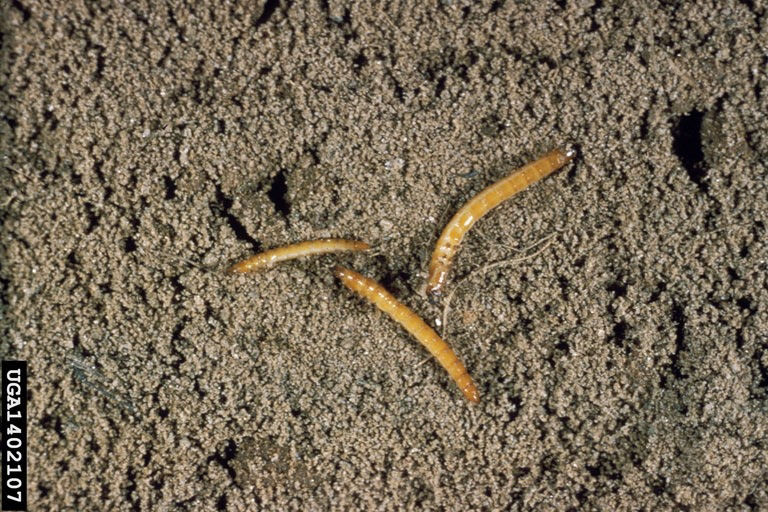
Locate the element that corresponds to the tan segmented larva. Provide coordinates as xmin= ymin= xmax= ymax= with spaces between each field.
xmin=426 ymin=147 xmax=576 ymax=298
xmin=228 ymin=239 xmax=370 ymax=273
xmin=334 ymin=266 xmax=479 ymax=402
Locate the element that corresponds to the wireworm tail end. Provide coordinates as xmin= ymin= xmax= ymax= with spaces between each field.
xmin=351 ymin=241 xmax=373 ymax=251
xmin=226 ymin=260 xmax=252 ymax=274
xmin=460 ymin=376 xmax=480 ymax=403
xmin=426 ymin=267 xmax=448 ymax=301
xmin=561 ymin=144 xmax=578 ymax=162
xmin=541 ymin=146 xmax=577 ymax=176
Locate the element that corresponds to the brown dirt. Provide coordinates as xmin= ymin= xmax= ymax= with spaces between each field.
xmin=2 ymin=1 xmax=767 ymax=510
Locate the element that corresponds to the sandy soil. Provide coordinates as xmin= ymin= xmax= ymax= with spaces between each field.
xmin=2 ymin=1 xmax=767 ymax=510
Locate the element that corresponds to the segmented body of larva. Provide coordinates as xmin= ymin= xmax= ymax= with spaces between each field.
xmin=426 ymin=147 xmax=575 ymax=298
xmin=334 ymin=266 xmax=479 ymax=402
xmin=228 ymin=239 xmax=370 ymax=273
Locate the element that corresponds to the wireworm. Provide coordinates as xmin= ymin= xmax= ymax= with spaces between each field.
xmin=426 ymin=147 xmax=575 ymax=298
xmin=228 ymin=238 xmax=370 ymax=273
xmin=334 ymin=266 xmax=479 ymax=402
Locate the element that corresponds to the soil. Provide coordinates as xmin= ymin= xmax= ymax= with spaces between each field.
xmin=2 ymin=1 xmax=767 ymax=510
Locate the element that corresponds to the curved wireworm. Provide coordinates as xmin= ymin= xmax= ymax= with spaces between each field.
xmin=334 ymin=266 xmax=479 ymax=402
xmin=228 ymin=238 xmax=370 ymax=273
xmin=426 ymin=147 xmax=576 ymax=298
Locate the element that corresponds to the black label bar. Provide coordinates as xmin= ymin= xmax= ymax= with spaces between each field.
xmin=2 ymin=360 xmax=27 ymax=511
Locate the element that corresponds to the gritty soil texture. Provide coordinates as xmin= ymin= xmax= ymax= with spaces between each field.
xmin=2 ymin=1 xmax=768 ymax=510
